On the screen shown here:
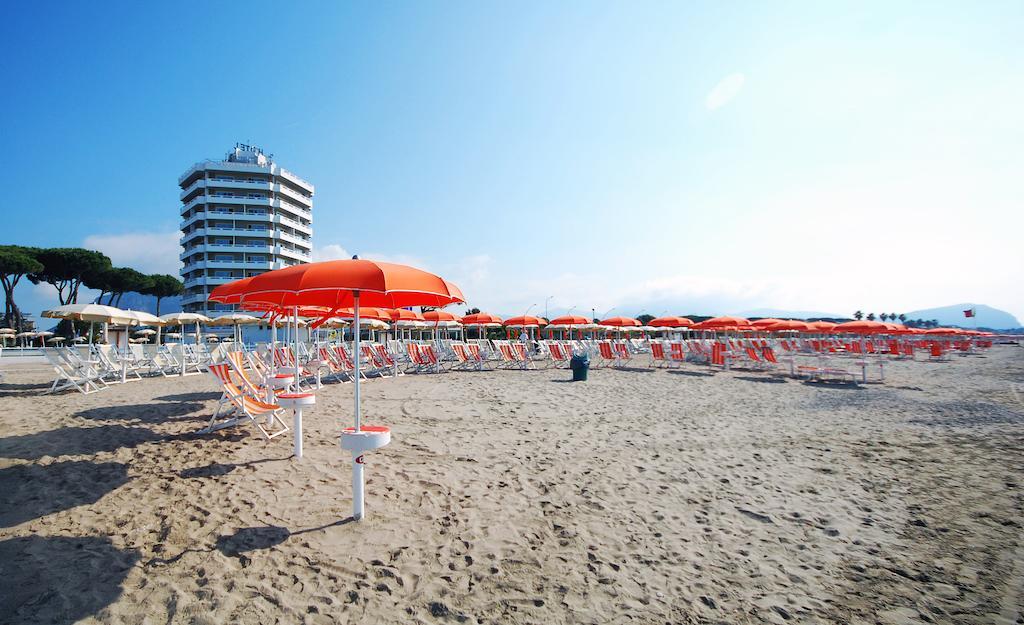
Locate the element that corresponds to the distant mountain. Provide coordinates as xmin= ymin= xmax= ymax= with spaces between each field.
xmin=902 ymin=303 xmax=1021 ymax=330
xmin=92 ymin=293 xmax=183 ymax=317
xmin=734 ymin=308 xmax=846 ymax=320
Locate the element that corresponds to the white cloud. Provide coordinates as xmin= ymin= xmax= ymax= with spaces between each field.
xmin=312 ymin=243 xmax=352 ymax=261
xmin=705 ymin=73 xmax=746 ymax=111
xmin=83 ymin=231 xmax=181 ymax=274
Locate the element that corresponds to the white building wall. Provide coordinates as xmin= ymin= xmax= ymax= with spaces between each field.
xmin=178 ymin=145 xmax=314 ymax=316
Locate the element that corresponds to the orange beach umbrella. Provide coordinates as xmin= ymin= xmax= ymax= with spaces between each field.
xmin=502 ymin=315 xmax=544 ymax=327
xmin=648 ymin=316 xmax=694 ymax=328
xmin=209 ymin=258 xmax=464 ymax=523
xmin=598 ymin=316 xmax=642 ymax=327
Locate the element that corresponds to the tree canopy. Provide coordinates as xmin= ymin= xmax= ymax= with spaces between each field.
xmin=28 ymin=248 xmax=112 ymax=306
xmin=0 ymin=245 xmax=44 ymax=330
xmin=142 ymin=274 xmax=184 ymax=315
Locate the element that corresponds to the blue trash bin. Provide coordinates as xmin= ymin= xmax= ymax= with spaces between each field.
xmin=569 ymin=353 xmax=590 ymax=381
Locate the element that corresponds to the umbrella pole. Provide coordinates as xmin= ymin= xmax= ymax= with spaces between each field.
xmin=293 ymin=306 xmax=300 ymax=392
xmin=121 ymin=325 xmax=128 ymax=383
xmin=352 ymin=292 xmax=365 ymax=521
xmin=180 ymin=323 xmax=186 ymax=377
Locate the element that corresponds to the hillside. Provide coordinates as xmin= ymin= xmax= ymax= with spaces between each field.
xmin=902 ymin=303 xmax=1021 ymax=330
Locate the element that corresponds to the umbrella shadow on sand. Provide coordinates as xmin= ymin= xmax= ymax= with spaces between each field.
xmin=177 ymin=456 xmax=292 ymax=480
xmin=146 ymin=519 xmax=354 ymax=567
xmin=0 ymin=535 xmax=139 ymax=625
xmin=0 ymin=424 xmax=219 ymax=461
xmin=73 ymin=402 xmax=206 ymax=424
xmin=153 ymin=391 xmax=223 ymax=403
xmin=0 ymin=461 xmax=130 ymax=529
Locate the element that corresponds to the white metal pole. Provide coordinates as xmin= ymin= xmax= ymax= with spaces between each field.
xmin=293 ymin=306 xmax=300 ymax=391
xmin=121 ymin=325 xmax=128 ymax=383
xmin=352 ymin=291 xmax=364 ymax=520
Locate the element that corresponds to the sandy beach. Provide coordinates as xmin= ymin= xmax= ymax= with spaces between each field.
xmin=1 ymin=347 xmax=1022 ymax=624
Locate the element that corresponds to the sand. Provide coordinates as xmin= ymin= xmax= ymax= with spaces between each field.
xmin=1 ymin=346 xmax=1022 ymax=624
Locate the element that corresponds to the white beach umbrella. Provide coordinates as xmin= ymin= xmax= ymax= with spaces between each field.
xmin=46 ymin=336 xmax=64 ymax=343
xmin=159 ymin=312 xmax=212 ymax=374
xmin=133 ymin=328 xmax=157 ymax=336
xmin=209 ymin=313 xmax=260 ymax=344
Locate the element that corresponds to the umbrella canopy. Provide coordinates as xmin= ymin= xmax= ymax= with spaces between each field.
xmin=207 ymin=257 xmax=464 ymax=523
xmin=36 ymin=331 xmax=55 ymax=337
xmin=133 ymin=328 xmax=157 ymax=336
xmin=461 ymin=312 xmax=503 ymax=326
xmin=43 ymin=303 xmax=138 ymax=325
xmin=502 ymin=315 xmax=544 ymax=328
xmin=924 ymin=327 xmax=963 ymax=335
xmin=750 ymin=318 xmax=785 ymax=328
xmin=119 ymin=310 xmax=164 ymax=327
xmin=208 ymin=313 xmax=261 ymax=326
xmin=46 ymin=336 xmax=65 ymax=343
xmin=388 ymin=308 xmax=426 ymax=322
xmin=806 ymin=321 xmax=837 ymax=333
xmin=694 ymin=316 xmax=750 ymax=330
xmin=333 ymin=307 xmax=397 ymax=322
xmin=0 ymin=328 xmax=16 ymax=335
xmin=833 ymin=320 xmax=891 ymax=334
xmin=210 ymin=259 xmax=464 ymax=309
xmin=15 ymin=332 xmax=35 ymax=338
xmin=421 ymin=310 xmax=462 ymax=323
xmin=648 ymin=316 xmax=694 ymax=328
xmin=764 ymin=320 xmax=812 ymax=333
xmin=159 ymin=312 xmax=212 ymax=325
xmin=598 ymin=316 xmax=642 ymax=328
xmin=72 ymin=336 xmax=88 ymax=343
xmin=548 ymin=315 xmax=590 ymax=326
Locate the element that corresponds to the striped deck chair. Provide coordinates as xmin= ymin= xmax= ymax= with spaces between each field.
xmin=420 ymin=343 xmax=445 ymax=373
xmin=465 ymin=343 xmax=488 ymax=370
xmin=742 ymin=346 xmax=771 ymax=370
xmin=204 ymin=363 xmax=289 ymax=439
xmin=668 ymin=342 xmax=687 ymax=366
xmin=929 ymin=342 xmax=949 ymax=361
xmin=404 ymin=343 xmax=430 ymax=373
xmin=510 ymin=343 xmax=533 ymax=370
xmin=548 ymin=341 xmax=571 ymax=368
xmin=596 ymin=341 xmax=618 ymax=368
xmin=374 ymin=344 xmax=401 ymax=376
xmin=710 ymin=343 xmax=729 ymax=369
xmin=613 ymin=342 xmax=631 ymax=364
xmin=332 ymin=345 xmax=366 ymax=379
xmin=493 ymin=342 xmax=515 ymax=369
xmin=360 ymin=345 xmax=390 ymax=377
xmin=450 ymin=342 xmax=474 ymax=370
xmin=315 ymin=346 xmax=351 ymax=382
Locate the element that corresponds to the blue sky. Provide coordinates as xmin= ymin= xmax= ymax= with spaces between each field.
xmin=2 ymin=2 xmax=1022 ymax=322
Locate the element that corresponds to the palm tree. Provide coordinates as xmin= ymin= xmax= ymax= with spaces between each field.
xmin=866 ymin=312 xmax=876 ymax=321
xmin=880 ymin=313 xmax=889 ymax=322
xmin=853 ymin=310 xmax=863 ymax=320
xmin=898 ymin=313 xmax=907 ymax=323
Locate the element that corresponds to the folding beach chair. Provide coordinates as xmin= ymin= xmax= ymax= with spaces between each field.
xmin=547 ymin=341 xmax=571 ymax=368
xmin=465 ymin=343 xmax=489 ymax=370
xmin=315 ymin=346 xmax=352 ymax=382
xmin=613 ymin=342 xmax=631 ymax=365
xmin=204 ymin=363 xmax=289 ymax=439
xmin=374 ymin=344 xmax=402 ymax=376
xmin=450 ymin=342 xmax=475 ymax=370
xmin=43 ymin=349 xmax=105 ymax=395
xmin=596 ymin=341 xmax=618 ymax=368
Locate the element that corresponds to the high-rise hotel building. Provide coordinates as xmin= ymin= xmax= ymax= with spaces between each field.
xmin=178 ymin=144 xmax=314 ymax=315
